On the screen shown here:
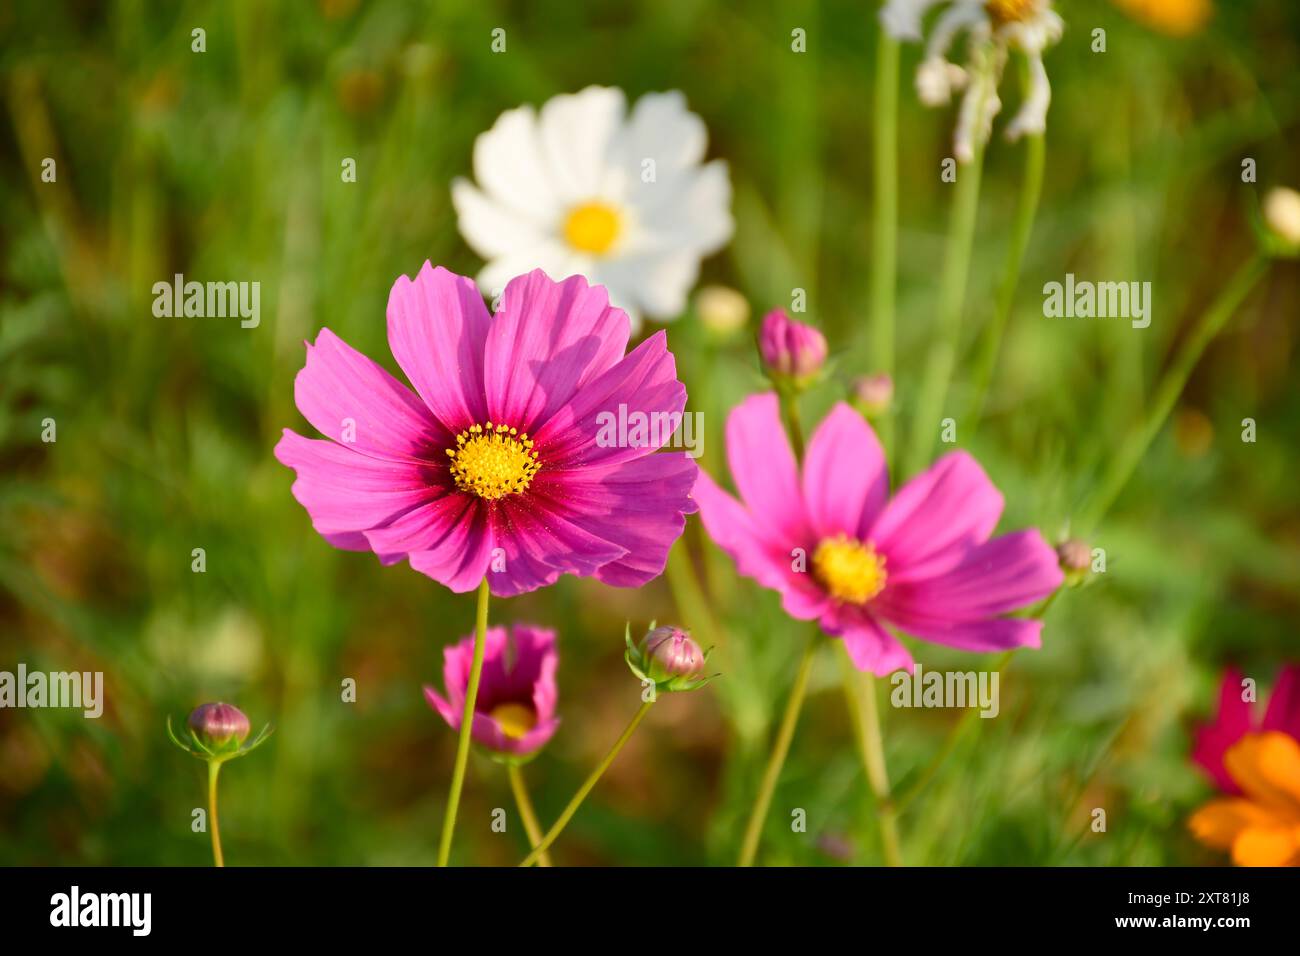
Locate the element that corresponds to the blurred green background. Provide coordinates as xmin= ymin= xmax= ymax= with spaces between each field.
xmin=1 ymin=0 xmax=1298 ymax=866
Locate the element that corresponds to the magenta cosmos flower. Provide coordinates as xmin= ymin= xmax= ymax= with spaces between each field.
xmin=425 ymin=624 xmax=559 ymax=758
xmin=1193 ymin=665 xmax=1300 ymax=793
xmin=694 ymin=394 xmax=1063 ymax=675
xmin=274 ymin=264 xmax=697 ymax=596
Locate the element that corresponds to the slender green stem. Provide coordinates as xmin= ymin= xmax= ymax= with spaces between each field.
xmin=904 ymin=120 xmax=987 ymax=478
xmin=1079 ymin=254 xmax=1266 ymax=533
xmin=737 ymin=635 xmax=819 ymax=866
xmin=835 ymin=647 xmax=902 ymax=865
xmin=506 ymin=763 xmax=552 ymax=868
xmin=777 ymin=387 xmax=806 ymax=460
xmin=437 ymin=576 xmax=491 ymax=866
xmin=871 ymin=31 xmax=900 ymax=457
xmin=519 ymin=698 xmax=654 ymax=867
xmin=207 ymin=759 xmax=224 ymax=867
xmin=968 ymin=62 xmax=1045 ymax=429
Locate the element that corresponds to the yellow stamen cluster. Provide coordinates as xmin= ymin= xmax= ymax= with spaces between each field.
xmin=986 ymin=0 xmax=1037 ymax=26
xmin=490 ymin=702 xmax=538 ymax=740
xmin=812 ymin=534 xmax=887 ymax=605
xmin=446 ymin=422 xmax=540 ymax=501
xmin=563 ymin=201 xmax=622 ymax=256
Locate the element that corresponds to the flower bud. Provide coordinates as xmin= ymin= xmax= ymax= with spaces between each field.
xmin=758 ymin=309 xmax=827 ymax=384
xmin=696 ymin=285 xmax=750 ymax=337
xmin=851 ymin=373 xmax=894 ymax=417
xmin=187 ymin=702 xmax=251 ymax=750
xmin=1056 ymin=538 xmax=1091 ymax=585
xmin=643 ymin=626 xmax=705 ymax=680
xmin=1263 ymin=187 xmax=1300 ymax=250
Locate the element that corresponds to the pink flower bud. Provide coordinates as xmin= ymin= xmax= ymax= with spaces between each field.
xmin=758 ymin=309 xmax=827 ymax=382
xmin=852 ymin=373 xmax=894 ymax=416
xmin=187 ymin=702 xmax=251 ymax=749
xmin=643 ymin=626 xmax=705 ymax=679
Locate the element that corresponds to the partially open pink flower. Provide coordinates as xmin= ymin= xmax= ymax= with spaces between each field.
xmin=424 ymin=624 xmax=559 ymax=758
xmin=1193 ymin=666 xmax=1300 ymax=793
xmin=758 ymin=309 xmax=827 ymax=382
xmin=274 ymin=264 xmax=697 ymax=597
xmin=694 ymin=394 xmax=1063 ymax=675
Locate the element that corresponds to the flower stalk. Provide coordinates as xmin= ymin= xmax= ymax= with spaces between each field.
xmin=506 ymin=764 xmax=551 ymax=867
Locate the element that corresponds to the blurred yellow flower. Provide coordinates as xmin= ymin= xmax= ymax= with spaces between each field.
xmin=1189 ymin=732 xmax=1300 ymax=866
xmin=1111 ymin=0 xmax=1212 ymax=37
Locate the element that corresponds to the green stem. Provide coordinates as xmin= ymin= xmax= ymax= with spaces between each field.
xmin=1079 ymin=254 xmax=1266 ymax=533
xmin=737 ymin=635 xmax=819 ymax=866
xmin=968 ymin=64 xmax=1045 ymax=428
xmin=777 ymin=387 xmax=806 ymax=460
xmin=518 ymin=698 xmax=654 ymax=867
xmin=870 ymin=31 xmax=900 ymax=457
xmin=507 ymin=763 xmax=552 ymax=868
xmin=437 ymin=576 xmax=491 ymax=866
xmin=904 ymin=121 xmax=987 ymax=477
xmin=207 ymin=759 xmax=224 ymax=867
xmin=835 ymin=647 xmax=902 ymax=865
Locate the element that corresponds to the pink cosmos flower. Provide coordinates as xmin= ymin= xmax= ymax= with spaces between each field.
xmin=274 ymin=263 xmax=697 ymax=597
xmin=1192 ymin=665 xmax=1300 ymax=793
xmin=425 ymin=624 xmax=560 ymax=758
xmin=694 ymin=393 xmax=1063 ymax=675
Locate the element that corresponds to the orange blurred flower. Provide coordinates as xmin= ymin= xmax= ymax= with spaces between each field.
xmin=1111 ymin=0 xmax=1213 ymax=37
xmin=1189 ymin=732 xmax=1300 ymax=866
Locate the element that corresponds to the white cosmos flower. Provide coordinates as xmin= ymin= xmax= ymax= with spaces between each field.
xmin=880 ymin=0 xmax=1064 ymax=162
xmin=452 ymin=86 xmax=733 ymax=328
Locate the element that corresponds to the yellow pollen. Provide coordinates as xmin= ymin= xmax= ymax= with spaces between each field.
xmin=812 ymin=534 xmax=887 ymax=605
xmin=986 ymin=0 xmax=1037 ymax=25
xmin=490 ymin=702 xmax=537 ymax=740
xmin=563 ymin=201 xmax=622 ymax=256
xmin=445 ymin=421 xmax=540 ymax=501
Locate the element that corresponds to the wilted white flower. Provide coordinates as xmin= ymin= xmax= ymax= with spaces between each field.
xmin=453 ymin=86 xmax=733 ymax=328
xmin=880 ymin=0 xmax=1064 ymax=162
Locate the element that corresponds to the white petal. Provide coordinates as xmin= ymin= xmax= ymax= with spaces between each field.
xmin=953 ymin=46 xmax=1005 ymax=163
xmin=879 ymin=0 xmax=947 ymax=42
xmin=594 ymin=250 xmax=700 ymax=321
xmin=1004 ymin=49 xmax=1051 ymax=141
xmin=475 ymin=241 xmax=578 ymax=301
xmin=916 ymin=56 xmax=966 ymax=106
xmin=925 ymin=0 xmax=986 ymax=61
xmin=451 ymin=179 xmax=548 ymax=259
xmin=538 ymin=86 xmax=628 ymax=203
xmin=472 ymin=105 xmax=563 ymax=224
xmin=612 ymin=91 xmax=708 ymax=178
xmin=629 ymin=160 xmax=733 ymax=255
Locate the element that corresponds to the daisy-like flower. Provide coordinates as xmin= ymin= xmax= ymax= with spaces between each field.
xmin=425 ymin=624 xmax=559 ymax=759
xmin=452 ymin=86 xmax=733 ymax=328
xmin=694 ymin=394 xmax=1063 ymax=675
xmin=1188 ymin=667 xmax=1300 ymax=866
xmin=880 ymin=0 xmax=1064 ymax=162
xmin=274 ymin=263 xmax=697 ymax=597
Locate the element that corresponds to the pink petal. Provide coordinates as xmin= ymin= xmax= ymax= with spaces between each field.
xmin=868 ymin=451 xmax=1004 ymax=581
xmin=827 ymin=611 xmax=914 ymax=676
xmin=293 ymin=328 xmax=448 ymax=459
xmin=693 ymin=469 xmax=829 ymax=621
xmin=535 ymin=453 xmax=698 ymax=588
xmin=407 ymin=500 xmax=495 ymax=592
xmin=1194 ymin=668 xmax=1254 ymax=793
xmin=1262 ymin=665 xmax=1300 ymax=741
xmin=483 ymin=270 xmax=631 ymax=435
xmin=386 ymin=262 xmax=492 ymax=431
xmin=487 ymin=496 xmax=627 ymax=597
xmin=802 ymin=402 xmax=889 ymax=540
xmin=720 ymin=393 xmax=811 ymax=545
xmin=532 ymin=330 xmax=686 ymax=468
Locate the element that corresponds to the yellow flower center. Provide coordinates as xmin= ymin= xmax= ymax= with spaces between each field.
xmin=986 ymin=0 xmax=1037 ymax=26
xmin=446 ymin=422 xmax=540 ymax=501
xmin=813 ymin=534 xmax=887 ymax=605
xmin=490 ymin=702 xmax=537 ymax=740
xmin=563 ymin=201 xmax=622 ymax=256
